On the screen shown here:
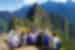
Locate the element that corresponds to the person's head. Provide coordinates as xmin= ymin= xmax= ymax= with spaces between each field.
xmin=21 ymin=31 xmax=25 ymax=35
xmin=27 ymin=29 xmax=31 ymax=34
xmin=52 ymin=32 xmax=57 ymax=37
xmin=39 ymin=32 xmax=44 ymax=36
xmin=11 ymin=27 xmax=16 ymax=30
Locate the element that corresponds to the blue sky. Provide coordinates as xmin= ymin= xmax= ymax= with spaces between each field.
xmin=0 ymin=0 xmax=73 ymax=12
xmin=0 ymin=0 xmax=23 ymax=12
xmin=0 ymin=0 xmax=16 ymax=11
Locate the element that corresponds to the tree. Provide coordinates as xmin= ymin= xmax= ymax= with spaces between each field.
xmin=9 ymin=16 xmax=17 ymax=29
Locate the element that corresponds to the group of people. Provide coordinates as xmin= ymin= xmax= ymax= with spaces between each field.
xmin=7 ymin=28 xmax=62 ymax=50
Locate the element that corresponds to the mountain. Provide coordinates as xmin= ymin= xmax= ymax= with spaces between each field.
xmin=0 ymin=11 xmax=13 ymax=22
xmin=41 ymin=2 xmax=75 ymax=38
xmin=42 ymin=2 xmax=75 ymax=24
xmin=13 ymin=5 xmax=32 ymax=18
xmin=0 ymin=2 xmax=75 ymax=24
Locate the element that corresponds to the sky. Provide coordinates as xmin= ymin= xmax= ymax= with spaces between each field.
xmin=0 ymin=0 xmax=74 ymax=12
xmin=50 ymin=0 xmax=67 ymax=3
xmin=0 ymin=0 xmax=48 ymax=12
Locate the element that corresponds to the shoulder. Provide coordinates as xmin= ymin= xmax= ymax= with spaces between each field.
xmin=53 ymin=37 xmax=61 ymax=43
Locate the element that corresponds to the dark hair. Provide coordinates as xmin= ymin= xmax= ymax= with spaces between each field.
xmin=20 ymin=32 xmax=25 ymax=37
xmin=52 ymin=32 xmax=56 ymax=36
xmin=21 ymin=31 xmax=25 ymax=34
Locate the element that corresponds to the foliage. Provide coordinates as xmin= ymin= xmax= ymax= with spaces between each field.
xmin=0 ymin=18 xmax=8 ymax=32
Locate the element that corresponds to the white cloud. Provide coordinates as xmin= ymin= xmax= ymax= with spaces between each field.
xmin=16 ymin=0 xmax=24 ymax=8
xmin=14 ymin=0 xmax=67 ymax=12
xmin=23 ymin=0 xmax=37 ymax=5
xmin=23 ymin=0 xmax=48 ymax=5
xmin=37 ymin=0 xmax=48 ymax=5
xmin=50 ymin=0 xmax=67 ymax=3
xmin=14 ymin=0 xmax=48 ymax=12
xmin=72 ymin=0 xmax=75 ymax=2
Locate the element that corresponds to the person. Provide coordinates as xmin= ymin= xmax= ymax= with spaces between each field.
xmin=18 ymin=31 xmax=25 ymax=47
xmin=43 ymin=32 xmax=49 ymax=47
xmin=30 ymin=31 xmax=39 ymax=45
xmin=7 ymin=28 xmax=20 ymax=50
xmin=36 ymin=32 xmax=51 ymax=50
xmin=52 ymin=32 xmax=62 ymax=50
xmin=22 ymin=32 xmax=28 ymax=46
xmin=36 ymin=32 xmax=44 ymax=47
xmin=27 ymin=29 xmax=39 ymax=45
xmin=26 ymin=31 xmax=32 ymax=45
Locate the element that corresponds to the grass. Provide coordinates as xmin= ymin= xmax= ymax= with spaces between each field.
xmin=55 ymin=29 xmax=75 ymax=50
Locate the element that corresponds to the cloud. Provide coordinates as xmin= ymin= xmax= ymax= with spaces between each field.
xmin=37 ymin=0 xmax=48 ymax=5
xmin=23 ymin=0 xmax=48 ymax=5
xmin=72 ymin=0 xmax=75 ymax=2
xmin=16 ymin=0 xmax=24 ymax=8
xmin=50 ymin=0 xmax=67 ymax=3
xmin=23 ymin=0 xmax=37 ymax=5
